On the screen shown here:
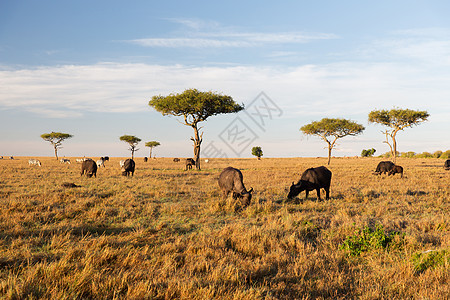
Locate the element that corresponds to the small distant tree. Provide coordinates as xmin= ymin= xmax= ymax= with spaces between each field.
xmin=252 ymin=146 xmax=263 ymax=160
xmin=149 ymin=89 xmax=244 ymax=170
xmin=145 ymin=141 xmax=160 ymax=158
xmin=120 ymin=135 xmax=141 ymax=159
xmin=368 ymin=108 xmax=429 ymax=163
xmin=40 ymin=132 xmax=73 ymax=160
xmin=361 ymin=148 xmax=376 ymax=157
xmin=301 ymin=118 xmax=365 ymax=165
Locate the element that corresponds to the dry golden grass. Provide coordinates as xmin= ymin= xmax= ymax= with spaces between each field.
xmin=0 ymin=156 xmax=448 ymax=299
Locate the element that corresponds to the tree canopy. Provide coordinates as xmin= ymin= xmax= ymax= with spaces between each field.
xmin=40 ymin=132 xmax=73 ymax=160
xmin=120 ymin=135 xmax=141 ymax=159
xmin=301 ymin=118 xmax=365 ymax=165
xmin=149 ymin=88 xmax=244 ymax=170
xmin=368 ymin=108 xmax=429 ymax=162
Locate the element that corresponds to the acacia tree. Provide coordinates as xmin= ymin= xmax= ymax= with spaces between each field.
xmin=252 ymin=146 xmax=263 ymax=160
xmin=145 ymin=141 xmax=160 ymax=158
xmin=301 ymin=118 xmax=365 ymax=165
xmin=368 ymin=108 xmax=429 ymax=163
xmin=40 ymin=132 xmax=73 ymax=160
xmin=120 ymin=135 xmax=141 ymax=159
xmin=149 ymin=89 xmax=244 ymax=170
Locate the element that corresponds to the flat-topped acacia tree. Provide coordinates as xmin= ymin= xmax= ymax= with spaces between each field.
xmin=145 ymin=141 xmax=160 ymax=158
xmin=119 ymin=135 xmax=141 ymax=159
xmin=301 ymin=118 xmax=365 ymax=165
xmin=368 ymin=108 xmax=429 ymax=163
xmin=149 ymin=89 xmax=244 ymax=170
xmin=40 ymin=132 xmax=73 ymax=160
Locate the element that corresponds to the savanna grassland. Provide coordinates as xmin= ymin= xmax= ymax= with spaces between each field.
xmin=0 ymin=157 xmax=448 ymax=299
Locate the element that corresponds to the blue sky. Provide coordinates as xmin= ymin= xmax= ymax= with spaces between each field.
xmin=1 ymin=1 xmax=449 ymax=158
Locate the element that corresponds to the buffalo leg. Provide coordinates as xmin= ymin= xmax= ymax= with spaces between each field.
xmin=325 ymin=188 xmax=330 ymax=200
xmin=305 ymin=190 xmax=309 ymax=199
xmin=316 ymin=189 xmax=321 ymax=200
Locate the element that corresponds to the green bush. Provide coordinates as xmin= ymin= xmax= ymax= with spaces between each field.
xmin=361 ymin=148 xmax=376 ymax=157
xmin=432 ymin=150 xmax=443 ymax=158
xmin=401 ymin=151 xmax=416 ymax=158
xmin=412 ymin=249 xmax=449 ymax=274
xmin=440 ymin=150 xmax=450 ymax=159
xmin=416 ymin=152 xmax=433 ymax=158
xmin=340 ymin=224 xmax=400 ymax=256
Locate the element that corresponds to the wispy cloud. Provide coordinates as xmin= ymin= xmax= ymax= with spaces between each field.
xmin=127 ymin=18 xmax=338 ymax=48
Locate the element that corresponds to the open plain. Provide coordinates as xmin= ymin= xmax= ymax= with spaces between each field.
xmin=0 ymin=157 xmax=448 ymax=299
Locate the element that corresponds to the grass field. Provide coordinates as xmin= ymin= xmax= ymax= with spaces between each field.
xmin=0 ymin=156 xmax=448 ymax=299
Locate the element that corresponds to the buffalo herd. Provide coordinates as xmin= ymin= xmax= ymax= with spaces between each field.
xmin=16 ymin=155 xmax=449 ymax=206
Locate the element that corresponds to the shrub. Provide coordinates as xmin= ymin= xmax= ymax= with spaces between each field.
xmin=340 ymin=224 xmax=400 ymax=256
xmin=361 ymin=148 xmax=376 ymax=157
xmin=251 ymin=146 xmax=263 ymax=160
xmin=440 ymin=150 xmax=450 ymax=159
xmin=415 ymin=152 xmax=433 ymax=158
xmin=412 ymin=249 xmax=449 ymax=274
xmin=432 ymin=151 xmax=443 ymax=158
xmin=401 ymin=151 xmax=416 ymax=158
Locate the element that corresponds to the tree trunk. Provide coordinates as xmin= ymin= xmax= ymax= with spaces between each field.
xmin=327 ymin=146 xmax=332 ymax=165
xmin=54 ymin=145 xmax=58 ymax=160
xmin=192 ymin=125 xmax=202 ymax=170
xmin=149 ymin=147 xmax=153 ymax=158
xmin=391 ymin=131 xmax=398 ymax=164
xmin=131 ymin=149 xmax=135 ymax=160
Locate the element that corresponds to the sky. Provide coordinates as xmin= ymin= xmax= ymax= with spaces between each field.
xmin=1 ymin=1 xmax=450 ymax=158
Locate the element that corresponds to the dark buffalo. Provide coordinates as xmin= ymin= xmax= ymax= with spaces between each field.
xmin=288 ymin=166 xmax=332 ymax=200
xmin=445 ymin=159 xmax=450 ymax=170
xmin=373 ymin=161 xmax=395 ymax=175
xmin=102 ymin=156 xmax=109 ymax=161
xmin=388 ymin=165 xmax=403 ymax=178
xmin=185 ymin=158 xmax=195 ymax=170
xmin=121 ymin=159 xmax=135 ymax=176
xmin=143 ymin=157 xmax=148 ymax=162
xmin=81 ymin=159 xmax=97 ymax=178
xmin=218 ymin=167 xmax=254 ymax=206
xmin=173 ymin=158 xmax=180 ymax=162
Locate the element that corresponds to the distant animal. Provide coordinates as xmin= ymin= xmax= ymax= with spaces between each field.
xmin=28 ymin=159 xmax=42 ymax=167
xmin=81 ymin=159 xmax=97 ymax=178
xmin=76 ymin=158 xmax=84 ymax=163
xmin=287 ymin=166 xmax=332 ymax=200
xmin=173 ymin=158 xmax=180 ymax=162
xmin=373 ymin=161 xmax=395 ymax=175
xmin=204 ymin=159 xmax=209 ymax=163
xmin=445 ymin=159 xmax=450 ymax=170
xmin=61 ymin=182 xmax=81 ymax=188
xmin=60 ymin=158 xmax=71 ymax=164
xmin=218 ymin=167 xmax=254 ymax=206
xmin=185 ymin=158 xmax=196 ymax=170
xmin=9 ymin=156 xmax=14 ymax=160
xmin=121 ymin=159 xmax=135 ymax=176
xmin=0 ymin=156 xmax=3 ymax=159
xmin=119 ymin=160 xmax=125 ymax=168
xmin=144 ymin=157 xmax=148 ymax=162
xmin=388 ymin=165 xmax=403 ymax=178
xmin=102 ymin=156 xmax=109 ymax=161
xmin=96 ymin=159 xmax=105 ymax=168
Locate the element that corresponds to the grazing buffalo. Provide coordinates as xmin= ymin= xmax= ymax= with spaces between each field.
xmin=288 ymin=166 xmax=332 ymax=200
xmin=445 ymin=159 xmax=450 ymax=170
xmin=102 ymin=156 xmax=109 ymax=161
xmin=121 ymin=159 xmax=135 ymax=176
xmin=388 ymin=165 xmax=403 ymax=178
xmin=218 ymin=167 xmax=254 ymax=206
xmin=373 ymin=161 xmax=395 ymax=175
xmin=173 ymin=158 xmax=180 ymax=162
xmin=81 ymin=160 xmax=97 ymax=178
xmin=96 ymin=159 xmax=105 ymax=168
xmin=144 ymin=157 xmax=148 ymax=162
xmin=119 ymin=160 xmax=125 ymax=168
xmin=185 ymin=158 xmax=196 ymax=170
xmin=28 ymin=159 xmax=42 ymax=167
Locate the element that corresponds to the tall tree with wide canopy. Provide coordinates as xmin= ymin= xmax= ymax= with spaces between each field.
xmin=368 ymin=108 xmax=429 ymax=163
xmin=40 ymin=132 xmax=73 ymax=160
xmin=120 ymin=135 xmax=141 ymax=159
xmin=145 ymin=141 xmax=160 ymax=158
xmin=149 ymin=89 xmax=244 ymax=170
xmin=301 ymin=118 xmax=365 ymax=165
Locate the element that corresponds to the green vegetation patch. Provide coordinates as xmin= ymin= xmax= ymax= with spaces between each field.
xmin=340 ymin=224 xmax=401 ymax=256
xmin=412 ymin=249 xmax=449 ymax=274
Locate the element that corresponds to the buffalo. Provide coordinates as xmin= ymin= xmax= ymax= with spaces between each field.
xmin=144 ymin=157 xmax=148 ymax=162
xmin=373 ymin=161 xmax=395 ymax=175
xmin=218 ymin=167 xmax=254 ymax=206
xmin=445 ymin=159 xmax=450 ymax=170
xmin=173 ymin=158 xmax=180 ymax=162
xmin=121 ymin=158 xmax=135 ymax=176
xmin=81 ymin=159 xmax=97 ymax=178
xmin=185 ymin=158 xmax=196 ymax=170
xmin=388 ymin=165 xmax=403 ymax=178
xmin=288 ymin=166 xmax=332 ymax=200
